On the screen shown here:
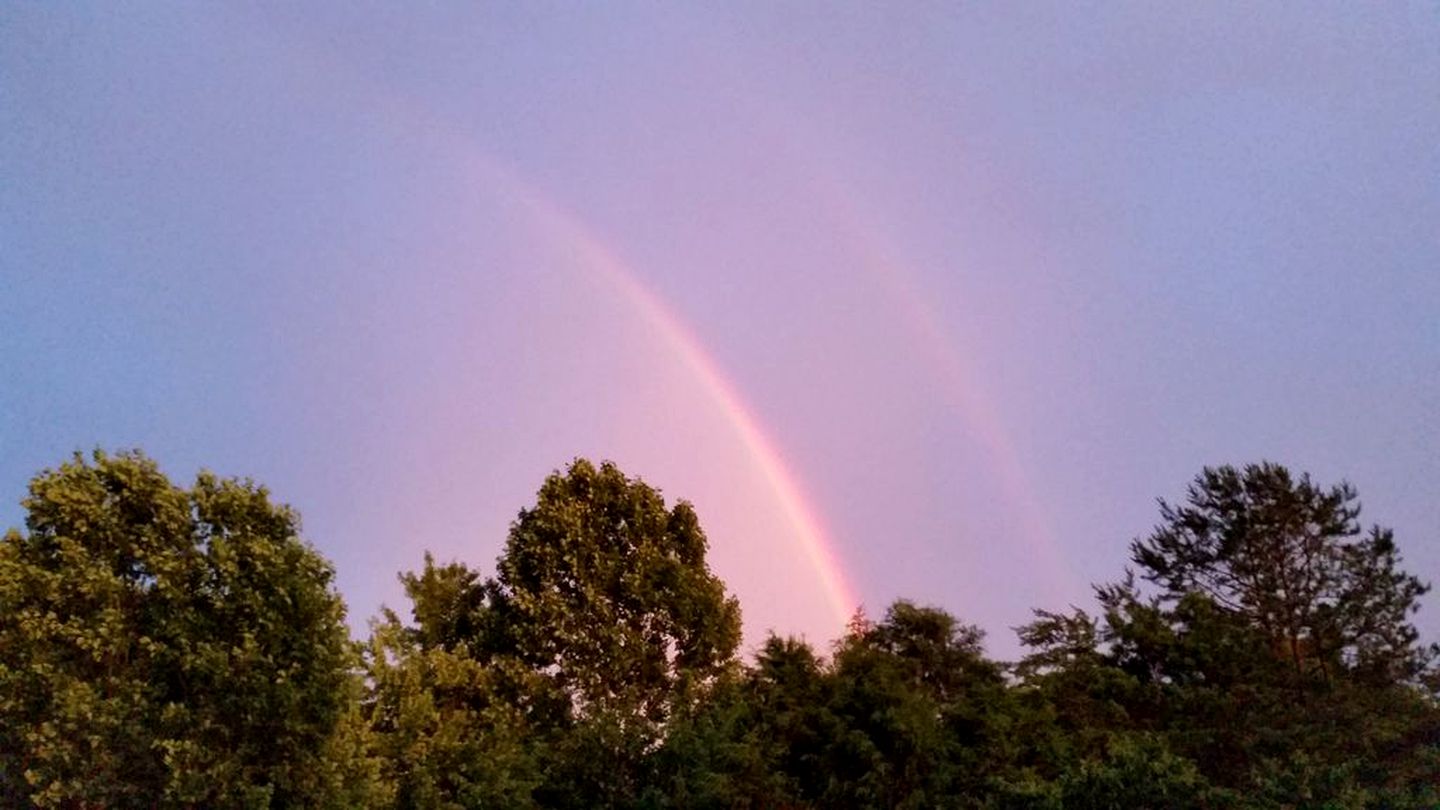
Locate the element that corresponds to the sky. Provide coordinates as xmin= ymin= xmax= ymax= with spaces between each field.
xmin=2 ymin=3 xmax=1437 ymax=657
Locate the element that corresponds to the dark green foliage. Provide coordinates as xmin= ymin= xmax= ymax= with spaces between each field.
xmin=1017 ymin=462 xmax=1440 ymax=807
xmin=647 ymin=604 xmax=1040 ymax=810
xmin=648 ymin=641 xmax=832 ymax=808
xmin=1129 ymin=462 xmax=1432 ymax=688
xmin=362 ymin=603 xmax=543 ymax=809
xmin=1056 ymin=734 xmax=1213 ymax=809
xmin=3 ymin=454 xmax=1435 ymax=807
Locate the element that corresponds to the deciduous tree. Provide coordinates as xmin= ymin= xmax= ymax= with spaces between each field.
xmin=0 ymin=450 xmax=372 ymax=808
xmin=491 ymin=459 xmax=742 ymax=723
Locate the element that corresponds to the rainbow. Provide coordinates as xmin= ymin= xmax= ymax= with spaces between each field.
xmin=260 ymin=25 xmax=862 ymax=632
xmin=439 ymin=140 xmax=1070 ymax=625
xmin=484 ymin=165 xmax=861 ymax=628
xmin=252 ymin=10 xmax=1072 ymax=635
xmin=797 ymin=165 xmax=1079 ymax=594
xmin=869 ymin=270 xmax=1075 ymax=591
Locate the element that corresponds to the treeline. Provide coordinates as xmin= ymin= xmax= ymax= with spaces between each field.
xmin=1 ymin=451 xmax=1437 ymax=808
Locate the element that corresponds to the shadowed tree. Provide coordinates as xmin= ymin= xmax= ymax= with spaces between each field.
xmin=1019 ymin=462 xmax=1440 ymax=806
xmin=1127 ymin=462 xmax=1432 ymax=689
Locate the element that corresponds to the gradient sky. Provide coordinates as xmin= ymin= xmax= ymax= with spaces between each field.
xmin=3 ymin=4 xmax=1437 ymax=656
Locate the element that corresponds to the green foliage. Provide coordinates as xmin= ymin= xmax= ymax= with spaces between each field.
xmin=362 ymin=609 xmax=540 ymax=809
xmin=1056 ymin=734 xmax=1213 ymax=809
xmin=1017 ymin=462 xmax=1440 ymax=807
xmin=363 ymin=459 xmax=744 ymax=808
xmin=822 ymin=602 xmax=1011 ymax=807
xmin=648 ymin=604 xmax=1040 ymax=810
xmin=3 ymin=453 xmax=1435 ymax=808
xmin=493 ymin=459 xmax=742 ymax=723
xmin=1129 ymin=462 xmax=1432 ymax=688
xmin=0 ymin=450 xmax=372 ymax=808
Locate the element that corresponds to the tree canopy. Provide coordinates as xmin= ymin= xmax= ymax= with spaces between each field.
xmin=2 ymin=452 xmax=1436 ymax=808
xmin=1127 ymin=462 xmax=1432 ymax=687
xmin=0 ymin=450 xmax=370 ymax=808
xmin=492 ymin=458 xmax=742 ymax=722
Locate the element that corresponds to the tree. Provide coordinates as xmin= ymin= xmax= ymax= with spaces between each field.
xmin=822 ymin=602 xmax=1032 ymax=808
xmin=1127 ymin=462 xmax=1432 ymax=688
xmin=360 ymin=459 xmax=743 ymax=809
xmin=490 ymin=459 xmax=742 ymax=808
xmin=491 ymin=459 xmax=742 ymax=723
xmin=1056 ymin=734 xmax=1214 ymax=810
xmin=359 ymin=553 xmax=555 ymax=809
xmin=362 ymin=610 xmax=540 ymax=810
xmin=647 ymin=635 xmax=839 ymax=809
xmin=1016 ymin=462 xmax=1440 ymax=805
xmin=0 ymin=450 xmax=371 ymax=808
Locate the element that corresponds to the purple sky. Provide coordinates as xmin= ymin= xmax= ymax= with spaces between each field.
xmin=3 ymin=4 xmax=1437 ymax=656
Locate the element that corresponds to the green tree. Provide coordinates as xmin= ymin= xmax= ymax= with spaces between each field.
xmin=650 ymin=604 xmax=1033 ymax=810
xmin=821 ymin=602 xmax=1024 ymax=809
xmin=0 ymin=450 xmax=372 ymax=808
xmin=492 ymin=459 xmax=742 ymax=723
xmin=1019 ymin=462 xmax=1440 ymax=806
xmin=362 ymin=459 xmax=743 ymax=809
xmin=494 ymin=459 xmax=742 ymax=808
xmin=649 ymin=635 xmax=837 ymax=809
xmin=1129 ymin=462 xmax=1432 ymax=689
xmin=362 ymin=607 xmax=540 ymax=810
xmin=1056 ymin=734 xmax=1214 ymax=810
xmin=359 ymin=552 xmax=559 ymax=809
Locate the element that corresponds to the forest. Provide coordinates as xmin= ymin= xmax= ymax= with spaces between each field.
xmin=1 ymin=450 xmax=1436 ymax=809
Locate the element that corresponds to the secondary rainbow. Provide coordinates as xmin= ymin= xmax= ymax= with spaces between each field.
xmin=798 ymin=162 xmax=1079 ymax=594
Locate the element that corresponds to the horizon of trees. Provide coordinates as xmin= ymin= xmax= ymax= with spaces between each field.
xmin=1 ymin=449 xmax=1436 ymax=808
